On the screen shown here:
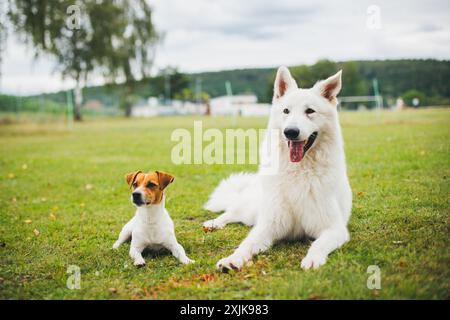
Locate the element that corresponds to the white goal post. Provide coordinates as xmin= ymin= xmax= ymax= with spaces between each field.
xmin=338 ymin=95 xmax=383 ymax=110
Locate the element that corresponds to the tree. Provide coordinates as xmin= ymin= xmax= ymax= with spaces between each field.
xmin=7 ymin=0 xmax=158 ymax=120
xmin=150 ymin=67 xmax=190 ymax=101
xmin=340 ymin=61 xmax=368 ymax=97
xmin=310 ymin=59 xmax=338 ymax=80
xmin=0 ymin=2 xmax=8 ymax=91
xmin=402 ymin=89 xmax=426 ymax=107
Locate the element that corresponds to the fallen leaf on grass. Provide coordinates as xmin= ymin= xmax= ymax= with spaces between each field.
xmin=33 ymin=229 xmax=40 ymax=236
xmin=8 ymin=173 xmax=15 ymax=179
xmin=199 ymin=274 xmax=216 ymax=283
xmin=22 ymin=164 xmax=28 ymax=170
xmin=85 ymin=184 xmax=93 ymax=190
xmin=24 ymin=219 xmax=32 ymax=224
xmin=49 ymin=213 xmax=56 ymax=221
xmin=108 ymin=288 xmax=117 ymax=294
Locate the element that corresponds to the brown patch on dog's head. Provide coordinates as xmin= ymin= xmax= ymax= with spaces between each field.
xmin=126 ymin=170 xmax=175 ymax=206
xmin=156 ymin=171 xmax=175 ymax=190
xmin=125 ymin=171 xmax=143 ymax=189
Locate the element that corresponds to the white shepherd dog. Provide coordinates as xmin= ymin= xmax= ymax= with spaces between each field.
xmin=203 ymin=66 xmax=352 ymax=271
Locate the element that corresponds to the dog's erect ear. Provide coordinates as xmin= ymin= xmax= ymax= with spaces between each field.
xmin=125 ymin=171 xmax=142 ymax=188
xmin=314 ymin=70 xmax=342 ymax=104
xmin=273 ymin=66 xmax=298 ymax=101
xmin=156 ymin=171 xmax=175 ymax=190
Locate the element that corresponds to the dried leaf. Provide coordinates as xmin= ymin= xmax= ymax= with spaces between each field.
xmin=202 ymin=226 xmax=214 ymax=233
xmin=33 ymin=229 xmax=40 ymax=236
xmin=85 ymin=184 xmax=93 ymax=190
xmin=24 ymin=219 xmax=32 ymax=224
xmin=357 ymin=191 xmax=366 ymax=197
xmin=199 ymin=274 xmax=215 ymax=283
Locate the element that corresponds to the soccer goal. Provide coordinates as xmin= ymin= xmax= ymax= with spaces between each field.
xmin=338 ymin=95 xmax=383 ymax=111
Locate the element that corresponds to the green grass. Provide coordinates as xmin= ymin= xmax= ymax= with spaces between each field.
xmin=0 ymin=108 xmax=449 ymax=299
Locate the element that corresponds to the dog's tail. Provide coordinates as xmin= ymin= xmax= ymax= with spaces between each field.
xmin=203 ymin=172 xmax=255 ymax=212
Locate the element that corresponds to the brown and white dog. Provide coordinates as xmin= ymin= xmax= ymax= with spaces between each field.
xmin=113 ymin=170 xmax=194 ymax=266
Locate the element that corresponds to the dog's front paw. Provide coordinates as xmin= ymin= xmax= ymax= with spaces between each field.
xmin=180 ymin=257 xmax=195 ymax=265
xmin=216 ymin=254 xmax=246 ymax=272
xmin=301 ymin=253 xmax=327 ymax=270
xmin=133 ymin=258 xmax=146 ymax=267
xmin=203 ymin=219 xmax=224 ymax=232
xmin=112 ymin=241 xmax=121 ymax=250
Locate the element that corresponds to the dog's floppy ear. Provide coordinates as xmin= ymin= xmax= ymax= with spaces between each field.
xmin=125 ymin=171 xmax=142 ymax=189
xmin=314 ymin=70 xmax=342 ymax=104
xmin=273 ymin=66 xmax=298 ymax=101
xmin=156 ymin=171 xmax=175 ymax=190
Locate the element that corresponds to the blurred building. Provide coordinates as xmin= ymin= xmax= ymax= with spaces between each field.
xmin=210 ymin=94 xmax=270 ymax=116
xmin=130 ymin=94 xmax=270 ymax=117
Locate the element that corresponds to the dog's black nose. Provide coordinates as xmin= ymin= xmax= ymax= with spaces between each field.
xmin=132 ymin=192 xmax=142 ymax=204
xmin=284 ymin=127 xmax=300 ymax=140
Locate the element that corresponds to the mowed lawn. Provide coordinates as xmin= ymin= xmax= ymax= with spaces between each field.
xmin=0 ymin=108 xmax=449 ymax=300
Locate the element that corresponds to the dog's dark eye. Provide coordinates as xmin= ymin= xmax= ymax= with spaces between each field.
xmin=283 ymin=108 xmax=290 ymax=114
xmin=146 ymin=182 xmax=156 ymax=189
xmin=305 ymin=108 xmax=315 ymax=114
xmin=132 ymin=182 xmax=138 ymax=189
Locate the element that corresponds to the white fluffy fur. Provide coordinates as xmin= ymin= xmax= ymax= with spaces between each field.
xmin=113 ymin=195 xmax=194 ymax=266
xmin=203 ymin=66 xmax=352 ymax=271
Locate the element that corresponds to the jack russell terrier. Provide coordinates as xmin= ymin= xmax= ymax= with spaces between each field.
xmin=113 ymin=170 xmax=194 ymax=266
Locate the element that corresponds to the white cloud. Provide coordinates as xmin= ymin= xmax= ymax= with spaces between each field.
xmin=2 ymin=0 xmax=449 ymax=94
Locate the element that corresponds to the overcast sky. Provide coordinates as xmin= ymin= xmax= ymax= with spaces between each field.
xmin=2 ymin=0 xmax=449 ymax=95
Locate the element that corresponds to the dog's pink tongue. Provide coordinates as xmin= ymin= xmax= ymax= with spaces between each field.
xmin=289 ymin=141 xmax=304 ymax=162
